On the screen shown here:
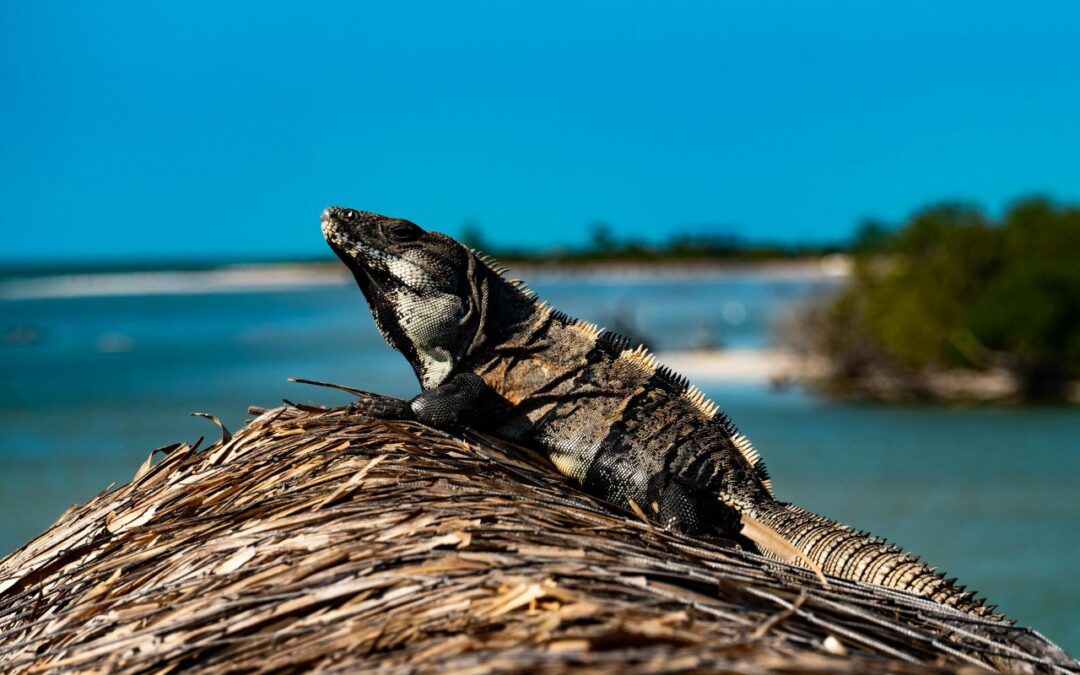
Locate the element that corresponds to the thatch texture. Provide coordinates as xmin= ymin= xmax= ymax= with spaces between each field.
xmin=0 ymin=396 xmax=1075 ymax=674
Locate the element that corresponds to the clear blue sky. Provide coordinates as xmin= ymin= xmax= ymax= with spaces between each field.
xmin=2 ymin=1 xmax=1079 ymax=262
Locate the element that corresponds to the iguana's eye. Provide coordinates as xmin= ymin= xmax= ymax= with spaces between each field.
xmin=388 ymin=222 xmax=421 ymax=243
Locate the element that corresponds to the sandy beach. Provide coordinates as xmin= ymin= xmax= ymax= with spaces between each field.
xmin=0 ymin=257 xmax=848 ymax=301
xmin=659 ymin=349 xmax=825 ymax=383
xmin=0 ymin=265 xmax=348 ymax=301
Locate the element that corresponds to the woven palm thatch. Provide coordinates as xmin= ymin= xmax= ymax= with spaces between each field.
xmin=0 ymin=393 xmax=1075 ymax=674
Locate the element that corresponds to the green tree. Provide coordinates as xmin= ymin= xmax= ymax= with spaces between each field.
xmin=810 ymin=195 xmax=1080 ymax=401
xmin=589 ymin=221 xmax=616 ymax=253
xmin=460 ymin=221 xmax=488 ymax=252
xmin=851 ymin=218 xmax=892 ymax=254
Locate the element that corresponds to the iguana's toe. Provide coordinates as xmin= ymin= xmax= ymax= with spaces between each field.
xmin=345 ymin=393 xmax=414 ymax=420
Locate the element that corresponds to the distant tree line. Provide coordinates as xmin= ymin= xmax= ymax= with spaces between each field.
xmin=462 ymin=221 xmax=841 ymax=263
xmin=799 ymin=196 xmax=1080 ymax=402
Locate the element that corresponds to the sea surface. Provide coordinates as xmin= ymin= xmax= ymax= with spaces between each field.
xmin=1 ymin=266 xmax=1077 ymax=654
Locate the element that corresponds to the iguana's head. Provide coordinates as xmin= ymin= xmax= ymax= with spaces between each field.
xmin=321 ymin=207 xmax=488 ymax=390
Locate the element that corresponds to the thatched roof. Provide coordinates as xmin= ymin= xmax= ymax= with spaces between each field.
xmin=0 ymin=395 xmax=1075 ymax=674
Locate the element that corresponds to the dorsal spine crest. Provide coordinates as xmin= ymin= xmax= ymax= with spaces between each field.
xmin=597 ymin=330 xmax=631 ymax=353
xmin=571 ymin=319 xmax=604 ymax=340
xmin=472 ymin=248 xmax=536 ymax=300
xmin=619 ymin=343 xmax=659 ymax=371
xmin=653 ymin=365 xmax=690 ymax=392
xmin=472 ymin=246 xmax=771 ymax=492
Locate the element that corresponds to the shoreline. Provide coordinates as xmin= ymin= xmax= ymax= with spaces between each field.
xmin=504 ymin=254 xmax=851 ymax=281
xmin=662 ymin=350 xmax=1080 ymax=403
xmin=658 ymin=349 xmax=826 ymax=384
xmin=0 ymin=257 xmax=849 ymax=301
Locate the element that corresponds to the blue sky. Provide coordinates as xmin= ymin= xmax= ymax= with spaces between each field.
xmin=2 ymin=1 xmax=1079 ymax=262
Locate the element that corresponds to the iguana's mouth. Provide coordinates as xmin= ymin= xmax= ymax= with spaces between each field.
xmin=320 ymin=208 xmax=394 ymax=329
xmin=321 ymin=215 xmax=387 ymax=286
xmin=351 ymin=266 xmax=389 ymax=308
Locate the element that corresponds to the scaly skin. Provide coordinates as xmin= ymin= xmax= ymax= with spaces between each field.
xmin=320 ymin=206 xmax=999 ymax=619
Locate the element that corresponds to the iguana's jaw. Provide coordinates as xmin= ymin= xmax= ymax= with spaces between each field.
xmin=320 ymin=207 xmax=416 ymax=358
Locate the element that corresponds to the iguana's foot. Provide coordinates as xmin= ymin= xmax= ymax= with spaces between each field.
xmin=657 ymin=477 xmax=743 ymax=541
xmin=342 ymin=374 xmax=504 ymax=429
xmin=344 ymin=392 xmax=415 ymax=420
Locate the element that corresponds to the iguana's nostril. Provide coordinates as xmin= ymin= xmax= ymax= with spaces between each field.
xmin=321 ymin=207 xmax=360 ymax=224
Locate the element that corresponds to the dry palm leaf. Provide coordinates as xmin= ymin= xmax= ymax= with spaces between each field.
xmin=0 ymin=398 xmax=1074 ymax=674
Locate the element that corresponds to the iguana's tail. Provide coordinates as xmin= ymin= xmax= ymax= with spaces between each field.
xmin=740 ymin=501 xmax=1002 ymax=619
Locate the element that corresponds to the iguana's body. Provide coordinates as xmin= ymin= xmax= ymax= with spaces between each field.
xmin=321 ymin=206 xmax=997 ymax=618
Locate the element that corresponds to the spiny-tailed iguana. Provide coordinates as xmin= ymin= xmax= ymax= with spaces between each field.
xmin=320 ymin=206 xmax=998 ymax=618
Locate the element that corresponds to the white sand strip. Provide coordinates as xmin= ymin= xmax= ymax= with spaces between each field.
xmin=657 ymin=349 xmax=825 ymax=383
xmin=0 ymin=266 xmax=351 ymax=300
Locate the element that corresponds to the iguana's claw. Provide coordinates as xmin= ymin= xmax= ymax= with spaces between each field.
xmin=345 ymin=393 xmax=414 ymax=420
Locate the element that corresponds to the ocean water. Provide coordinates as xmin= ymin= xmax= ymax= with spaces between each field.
xmin=1 ymin=268 xmax=1077 ymax=654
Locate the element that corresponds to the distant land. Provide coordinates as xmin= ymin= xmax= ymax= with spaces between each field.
xmin=0 ymin=225 xmax=844 ymax=279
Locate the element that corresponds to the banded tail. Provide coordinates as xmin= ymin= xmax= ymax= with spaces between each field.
xmin=746 ymin=501 xmax=1000 ymax=618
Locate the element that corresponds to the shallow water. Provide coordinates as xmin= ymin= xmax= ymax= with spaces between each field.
xmin=1 ymin=271 xmax=1077 ymax=653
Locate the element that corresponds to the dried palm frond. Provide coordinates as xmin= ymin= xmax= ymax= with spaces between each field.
xmin=0 ymin=397 xmax=1074 ymax=674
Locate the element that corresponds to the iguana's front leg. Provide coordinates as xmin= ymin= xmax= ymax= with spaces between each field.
xmin=410 ymin=372 xmax=500 ymax=426
xmin=347 ymin=372 xmax=505 ymax=428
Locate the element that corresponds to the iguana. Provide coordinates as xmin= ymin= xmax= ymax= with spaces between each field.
xmin=320 ymin=206 xmax=998 ymax=618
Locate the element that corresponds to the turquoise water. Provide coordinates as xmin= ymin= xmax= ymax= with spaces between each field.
xmin=1 ymin=271 xmax=1077 ymax=654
